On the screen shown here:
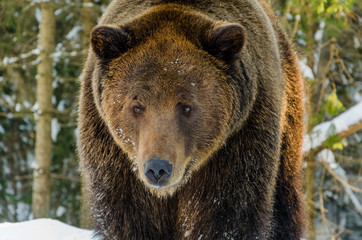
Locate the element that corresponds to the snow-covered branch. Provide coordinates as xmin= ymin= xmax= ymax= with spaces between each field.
xmin=303 ymin=101 xmax=362 ymax=154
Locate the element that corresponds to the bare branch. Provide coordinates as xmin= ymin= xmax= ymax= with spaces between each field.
xmin=322 ymin=161 xmax=362 ymax=194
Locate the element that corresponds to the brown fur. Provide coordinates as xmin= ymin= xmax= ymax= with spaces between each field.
xmin=78 ymin=0 xmax=305 ymax=239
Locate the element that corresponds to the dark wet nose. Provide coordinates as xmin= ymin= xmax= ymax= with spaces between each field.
xmin=144 ymin=158 xmax=173 ymax=186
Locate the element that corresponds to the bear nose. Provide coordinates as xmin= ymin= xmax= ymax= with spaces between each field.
xmin=144 ymin=158 xmax=173 ymax=186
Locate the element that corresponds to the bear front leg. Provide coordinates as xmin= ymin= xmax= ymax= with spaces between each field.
xmin=177 ymin=173 xmax=275 ymax=239
xmin=176 ymin=135 xmax=279 ymax=240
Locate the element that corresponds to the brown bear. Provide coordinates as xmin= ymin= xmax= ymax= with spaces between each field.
xmin=78 ymin=0 xmax=305 ymax=239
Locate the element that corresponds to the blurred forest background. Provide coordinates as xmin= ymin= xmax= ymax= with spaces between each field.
xmin=0 ymin=0 xmax=361 ymax=239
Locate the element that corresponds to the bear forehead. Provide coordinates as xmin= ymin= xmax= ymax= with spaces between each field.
xmin=108 ymin=39 xmax=224 ymax=90
xmin=128 ymin=80 xmax=196 ymax=102
xmin=115 ymin=70 xmax=202 ymax=108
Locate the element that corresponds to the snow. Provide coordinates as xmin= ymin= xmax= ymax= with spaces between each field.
xmin=286 ymin=13 xmax=293 ymax=20
xmin=30 ymin=161 xmax=40 ymax=171
xmin=16 ymin=202 xmax=31 ymax=222
xmin=51 ymin=118 xmax=61 ymax=142
xmin=314 ymin=29 xmax=324 ymax=42
xmin=2 ymin=48 xmax=40 ymax=66
xmin=317 ymin=149 xmax=338 ymax=169
xmin=317 ymin=150 xmax=362 ymax=214
xmin=354 ymin=36 xmax=360 ymax=49
xmin=299 ymin=58 xmax=314 ymax=80
xmin=57 ymin=100 xmax=67 ymax=111
xmin=15 ymin=103 xmax=21 ymax=112
xmin=2 ymin=57 xmax=18 ymax=66
xmin=65 ymin=26 xmax=82 ymax=40
xmin=56 ymin=206 xmax=67 ymax=217
xmin=303 ymin=101 xmax=362 ymax=153
xmin=20 ymin=48 xmax=40 ymax=59
xmin=0 ymin=125 xmax=5 ymax=134
xmin=54 ymin=9 xmax=63 ymax=16
xmin=83 ymin=2 xmax=94 ymax=7
xmin=184 ymin=230 xmax=191 ymax=237
xmin=0 ymin=219 xmax=94 ymax=240
xmin=0 ymin=219 xmax=310 ymax=240
xmin=35 ymin=8 xmax=41 ymax=23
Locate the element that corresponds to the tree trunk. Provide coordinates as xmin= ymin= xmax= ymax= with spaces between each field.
xmin=32 ymin=1 xmax=55 ymax=219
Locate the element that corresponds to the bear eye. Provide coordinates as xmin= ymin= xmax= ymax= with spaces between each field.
xmin=181 ymin=105 xmax=192 ymax=116
xmin=132 ymin=105 xmax=144 ymax=115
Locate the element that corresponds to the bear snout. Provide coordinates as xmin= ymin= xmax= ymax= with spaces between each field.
xmin=143 ymin=158 xmax=173 ymax=187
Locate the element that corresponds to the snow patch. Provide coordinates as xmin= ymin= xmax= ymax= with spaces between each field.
xmin=35 ymin=8 xmax=41 ymax=23
xmin=314 ymin=21 xmax=325 ymax=42
xmin=30 ymin=161 xmax=40 ymax=171
xmin=317 ymin=150 xmax=362 ymax=213
xmin=299 ymin=58 xmax=314 ymax=80
xmin=314 ymin=29 xmax=324 ymax=42
xmin=353 ymin=36 xmax=360 ymax=49
xmin=316 ymin=149 xmax=337 ymax=169
xmin=0 ymin=219 xmax=94 ymax=240
xmin=51 ymin=118 xmax=61 ymax=142
xmin=16 ymin=202 xmax=31 ymax=222
xmin=54 ymin=9 xmax=63 ymax=16
xmin=57 ymin=100 xmax=67 ymax=111
xmin=0 ymin=125 xmax=5 ymax=134
xmin=56 ymin=206 xmax=67 ymax=217
xmin=83 ymin=2 xmax=94 ymax=7
xmin=65 ymin=26 xmax=82 ymax=40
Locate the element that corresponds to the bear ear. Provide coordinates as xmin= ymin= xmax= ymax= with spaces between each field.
xmin=202 ymin=23 xmax=245 ymax=62
xmin=91 ymin=26 xmax=132 ymax=60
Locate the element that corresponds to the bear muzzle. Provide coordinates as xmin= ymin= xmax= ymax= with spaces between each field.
xmin=143 ymin=158 xmax=173 ymax=187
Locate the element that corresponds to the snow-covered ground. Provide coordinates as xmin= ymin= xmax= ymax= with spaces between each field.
xmin=0 ymin=219 xmax=93 ymax=240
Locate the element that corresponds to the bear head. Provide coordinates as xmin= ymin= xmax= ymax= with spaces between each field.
xmin=90 ymin=6 xmax=246 ymax=196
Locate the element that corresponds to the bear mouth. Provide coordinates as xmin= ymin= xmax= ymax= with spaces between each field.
xmin=143 ymin=175 xmax=181 ymax=190
xmin=142 ymin=177 xmax=183 ymax=197
xmin=140 ymin=162 xmax=194 ymax=196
